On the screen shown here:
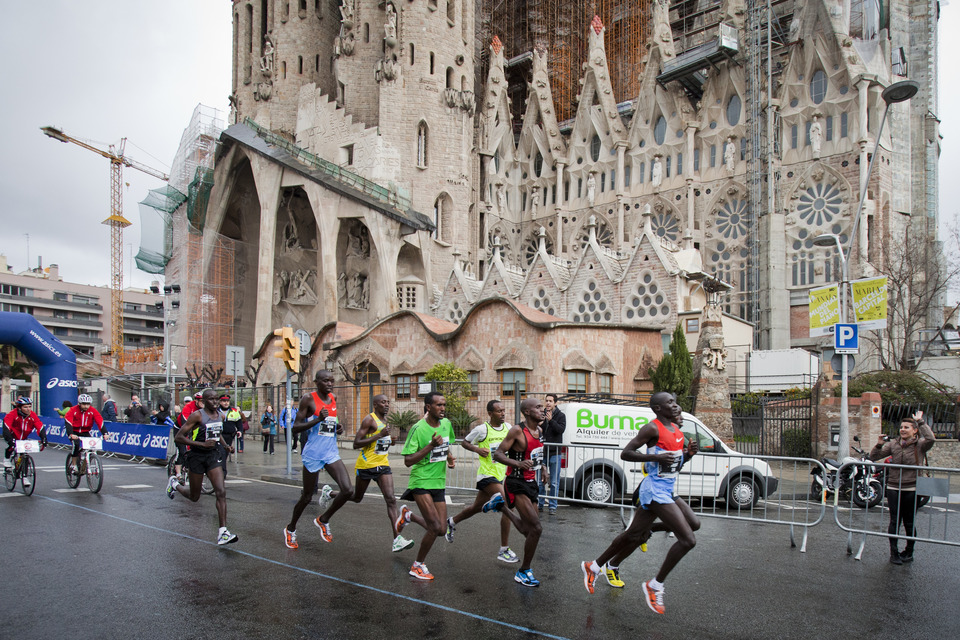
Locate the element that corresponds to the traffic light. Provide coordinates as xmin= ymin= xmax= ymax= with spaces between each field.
xmin=273 ymin=327 xmax=300 ymax=372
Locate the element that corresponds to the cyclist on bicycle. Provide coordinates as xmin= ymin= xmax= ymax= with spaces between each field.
xmin=3 ymin=397 xmax=47 ymax=473
xmin=64 ymin=394 xmax=108 ymax=474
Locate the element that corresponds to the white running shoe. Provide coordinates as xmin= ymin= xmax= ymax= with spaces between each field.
xmin=317 ymin=484 xmax=334 ymax=511
xmin=497 ymin=548 xmax=519 ymax=563
xmin=392 ymin=535 xmax=415 ymax=552
xmin=217 ymin=529 xmax=239 ymax=545
xmin=166 ymin=475 xmax=180 ymax=500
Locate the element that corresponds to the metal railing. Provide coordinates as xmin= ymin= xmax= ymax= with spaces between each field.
xmin=833 ymin=460 xmax=960 ymax=559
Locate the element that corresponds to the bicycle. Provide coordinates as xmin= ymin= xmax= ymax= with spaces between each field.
xmin=166 ymin=450 xmax=214 ymax=495
xmin=65 ymin=436 xmax=104 ymax=493
xmin=4 ymin=439 xmax=40 ymax=496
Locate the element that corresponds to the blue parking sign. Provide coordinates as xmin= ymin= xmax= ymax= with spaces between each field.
xmin=835 ymin=323 xmax=858 ymax=354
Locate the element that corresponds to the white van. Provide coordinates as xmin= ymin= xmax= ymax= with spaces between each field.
xmin=556 ymin=402 xmax=779 ymax=509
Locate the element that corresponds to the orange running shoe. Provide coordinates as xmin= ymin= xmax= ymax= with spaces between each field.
xmin=283 ymin=527 xmax=298 ymax=549
xmin=642 ymin=581 xmax=665 ymax=615
xmin=581 ymin=561 xmax=598 ymax=594
xmin=395 ymin=505 xmax=411 ymax=534
xmin=409 ymin=562 xmax=434 ymax=580
xmin=314 ymin=517 xmax=333 ymax=543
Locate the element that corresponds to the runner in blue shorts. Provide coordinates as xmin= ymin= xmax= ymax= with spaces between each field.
xmin=580 ymin=392 xmax=699 ymax=614
xmin=283 ymin=370 xmax=355 ymax=549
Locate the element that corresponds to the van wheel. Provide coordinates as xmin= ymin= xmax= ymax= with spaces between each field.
xmin=727 ymin=474 xmax=759 ymax=509
xmin=582 ymin=471 xmax=615 ymax=504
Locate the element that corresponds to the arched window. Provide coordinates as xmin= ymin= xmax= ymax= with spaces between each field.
xmin=810 ymin=70 xmax=827 ymax=104
xmin=726 ymin=94 xmax=741 ymax=126
xmin=417 ymin=121 xmax=428 ymax=167
xmin=654 ymin=116 xmax=667 ymax=145
xmin=534 ymin=151 xmax=543 ymax=177
xmin=446 ymin=67 xmax=454 ymax=89
xmin=590 ymin=134 xmax=601 ymax=162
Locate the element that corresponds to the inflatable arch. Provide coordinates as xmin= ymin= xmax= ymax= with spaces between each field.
xmin=0 ymin=311 xmax=78 ymax=417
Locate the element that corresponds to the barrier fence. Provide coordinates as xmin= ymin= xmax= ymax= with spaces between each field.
xmin=833 ymin=460 xmax=960 ymax=559
xmin=0 ymin=413 xmax=171 ymax=461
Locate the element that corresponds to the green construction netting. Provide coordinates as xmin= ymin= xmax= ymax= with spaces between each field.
xmin=135 ymin=185 xmax=186 ymax=274
xmin=187 ymin=166 xmax=214 ymax=232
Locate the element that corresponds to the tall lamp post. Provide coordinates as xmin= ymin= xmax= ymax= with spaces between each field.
xmin=812 ymin=79 xmax=918 ymax=459
xmin=151 ymin=283 xmax=181 ymax=400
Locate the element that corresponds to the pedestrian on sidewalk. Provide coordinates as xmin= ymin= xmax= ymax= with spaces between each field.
xmin=261 ymin=405 xmax=277 ymax=454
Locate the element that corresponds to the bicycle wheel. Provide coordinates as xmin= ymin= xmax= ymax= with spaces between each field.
xmin=4 ymin=460 xmax=16 ymax=491
xmin=21 ymin=455 xmax=35 ymax=496
xmin=201 ymin=477 xmax=215 ymax=495
xmin=86 ymin=454 xmax=103 ymax=493
xmin=65 ymin=454 xmax=81 ymax=488
xmin=166 ymin=454 xmax=177 ymax=477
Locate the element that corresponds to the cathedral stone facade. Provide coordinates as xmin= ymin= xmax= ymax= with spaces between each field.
xmin=205 ymin=0 xmax=939 ymax=385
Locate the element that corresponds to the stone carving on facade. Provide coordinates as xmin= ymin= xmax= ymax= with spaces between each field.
xmin=284 ymin=269 xmax=318 ymax=306
xmin=587 ymin=173 xmax=597 ymax=206
xmin=344 ymin=272 xmax=369 ymax=309
xmin=384 ymin=3 xmax=398 ymax=49
xmin=651 ymin=157 xmax=663 ymax=188
xmin=255 ymin=33 xmax=275 ymax=101
xmin=337 ymin=272 xmax=347 ymax=301
xmin=703 ymin=335 xmax=728 ymax=370
xmin=530 ymin=188 xmax=540 ymax=216
xmin=274 ymin=270 xmax=288 ymax=305
xmin=810 ymin=115 xmax=822 ymax=159
xmin=496 ymin=183 xmax=506 ymax=214
xmin=724 ymin=137 xmax=736 ymax=172
xmin=653 ymin=0 xmax=674 ymax=57
xmin=347 ymin=225 xmax=370 ymax=258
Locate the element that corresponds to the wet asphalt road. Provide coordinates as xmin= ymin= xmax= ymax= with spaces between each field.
xmin=2 ymin=448 xmax=958 ymax=640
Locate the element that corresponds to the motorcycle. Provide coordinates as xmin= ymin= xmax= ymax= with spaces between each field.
xmin=810 ymin=436 xmax=883 ymax=508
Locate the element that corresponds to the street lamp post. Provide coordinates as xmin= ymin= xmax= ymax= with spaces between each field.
xmin=151 ymin=283 xmax=181 ymax=401
xmin=813 ymin=79 xmax=918 ymax=459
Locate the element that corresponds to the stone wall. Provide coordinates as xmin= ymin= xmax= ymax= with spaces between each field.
xmin=813 ymin=391 xmax=882 ymax=459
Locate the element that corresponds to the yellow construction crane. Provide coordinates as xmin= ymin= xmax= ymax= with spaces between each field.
xmin=41 ymin=126 xmax=169 ymax=370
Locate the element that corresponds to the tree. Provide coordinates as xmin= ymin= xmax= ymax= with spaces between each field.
xmin=423 ymin=362 xmax=476 ymax=436
xmin=866 ymin=225 xmax=960 ymax=370
xmin=649 ymin=323 xmax=693 ymax=410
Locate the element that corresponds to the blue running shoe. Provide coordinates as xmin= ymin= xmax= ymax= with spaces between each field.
xmin=483 ymin=493 xmax=505 ymax=513
xmin=514 ymin=569 xmax=540 ymax=587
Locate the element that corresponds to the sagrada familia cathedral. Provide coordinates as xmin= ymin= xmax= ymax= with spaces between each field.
xmin=164 ymin=0 xmax=939 ymax=388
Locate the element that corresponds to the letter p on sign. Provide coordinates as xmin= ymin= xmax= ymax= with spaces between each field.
xmin=835 ymin=323 xmax=858 ymax=354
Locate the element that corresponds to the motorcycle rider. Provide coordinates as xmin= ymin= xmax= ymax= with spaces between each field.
xmin=869 ymin=412 xmax=935 ymax=564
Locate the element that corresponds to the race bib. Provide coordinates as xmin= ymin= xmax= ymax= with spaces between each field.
xmin=205 ymin=421 xmax=223 ymax=441
xmin=79 ymin=437 xmax=102 ymax=451
xmin=319 ymin=418 xmax=338 ymax=437
xmin=529 ymin=446 xmax=544 ymax=471
xmin=657 ymin=451 xmax=683 ymax=478
xmin=375 ymin=434 xmax=392 ymax=453
xmin=15 ymin=440 xmax=40 ymax=453
xmin=429 ymin=437 xmax=449 ymax=463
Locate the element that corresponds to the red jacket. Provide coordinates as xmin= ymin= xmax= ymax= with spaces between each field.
xmin=64 ymin=406 xmax=104 ymax=434
xmin=3 ymin=410 xmax=44 ymax=440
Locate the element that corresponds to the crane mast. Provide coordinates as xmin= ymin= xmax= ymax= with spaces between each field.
xmin=41 ymin=126 xmax=169 ymax=370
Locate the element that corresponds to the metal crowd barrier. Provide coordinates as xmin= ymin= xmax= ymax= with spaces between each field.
xmin=833 ymin=460 xmax=960 ymax=560
xmin=444 ymin=442 xmax=828 ymax=551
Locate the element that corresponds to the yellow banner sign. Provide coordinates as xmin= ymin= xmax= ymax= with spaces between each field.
xmin=852 ymin=276 xmax=888 ymax=330
xmin=809 ymin=284 xmax=839 ymax=337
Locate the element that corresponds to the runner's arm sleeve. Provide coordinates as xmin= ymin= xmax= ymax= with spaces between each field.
xmin=464 ymin=424 xmax=486 ymax=445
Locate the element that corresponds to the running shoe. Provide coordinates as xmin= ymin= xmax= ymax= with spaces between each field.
xmin=217 ymin=529 xmax=239 ymax=546
xmin=409 ymin=562 xmax=434 ymax=580
xmin=395 ymin=505 xmax=412 ymax=534
xmin=482 ymin=494 xmax=505 ymax=513
xmin=392 ymin=535 xmax=415 ymax=552
xmin=444 ymin=516 xmax=456 ymax=543
xmin=581 ymin=561 xmax=598 ymax=594
xmin=514 ymin=569 xmax=540 ymax=587
xmin=283 ymin=527 xmax=298 ymax=549
xmin=314 ymin=517 xmax=333 ymax=542
xmin=603 ymin=564 xmax=625 ymax=588
xmin=497 ymin=548 xmax=519 ymax=563
xmin=317 ymin=484 xmax=334 ymax=512
xmin=166 ymin=475 xmax=180 ymax=500
xmin=642 ymin=581 xmax=665 ymax=614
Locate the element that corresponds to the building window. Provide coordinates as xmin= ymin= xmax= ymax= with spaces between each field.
xmin=710 ymin=145 xmax=716 ymax=167
xmin=677 ymin=152 xmax=683 ymax=175
xmin=577 ymin=178 xmax=583 ymax=198
xmin=790 ymin=125 xmax=798 ymax=149
xmin=1 ymin=284 xmax=34 ymax=297
xmin=693 ymin=148 xmax=700 ymax=172
xmin=534 ymin=152 xmax=543 ymax=177
xmin=826 ymin=116 xmax=833 ymax=141
xmin=665 ymin=156 xmax=671 ymax=178
xmin=467 ymin=371 xmax=479 ymax=398
xmin=395 ymin=375 xmax=415 ymax=399
xmin=417 ymin=122 xmax=428 ymax=167
xmin=599 ymin=374 xmax=613 ymax=397
xmin=685 ymin=317 xmax=700 ymax=333
xmin=53 ymin=292 xmax=69 ymax=302
xmin=429 ymin=52 xmax=435 ymax=74
xmin=654 ymin=116 xmax=667 ymax=145
xmin=840 ymin=113 xmax=848 ymax=138
xmin=639 ymin=162 xmax=645 ymax=183
xmin=600 ymin=173 xmax=605 ymax=192
xmin=726 ymin=94 xmax=742 ymax=126
xmin=396 ymin=284 xmax=417 ymax=309
xmin=53 ymin=327 xmax=68 ymax=337
xmin=590 ymin=134 xmax=601 ymax=162
xmin=566 ymin=370 xmax=588 ymax=394
xmin=810 ymin=70 xmax=827 ymax=104
xmin=500 ymin=370 xmax=526 ymax=397
xmin=740 ymin=137 xmax=747 ymax=160
xmin=624 ymin=165 xmax=631 ymax=187
xmin=341 ymin=144 xmax=354 ymax=165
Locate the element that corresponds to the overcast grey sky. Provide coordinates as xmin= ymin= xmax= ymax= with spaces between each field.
xmin=0 ymin=2 xmax=956 ymax=292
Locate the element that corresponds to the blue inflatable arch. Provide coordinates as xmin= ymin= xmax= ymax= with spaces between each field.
xmin=0 ymin=311 xmax=78 ymax=417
